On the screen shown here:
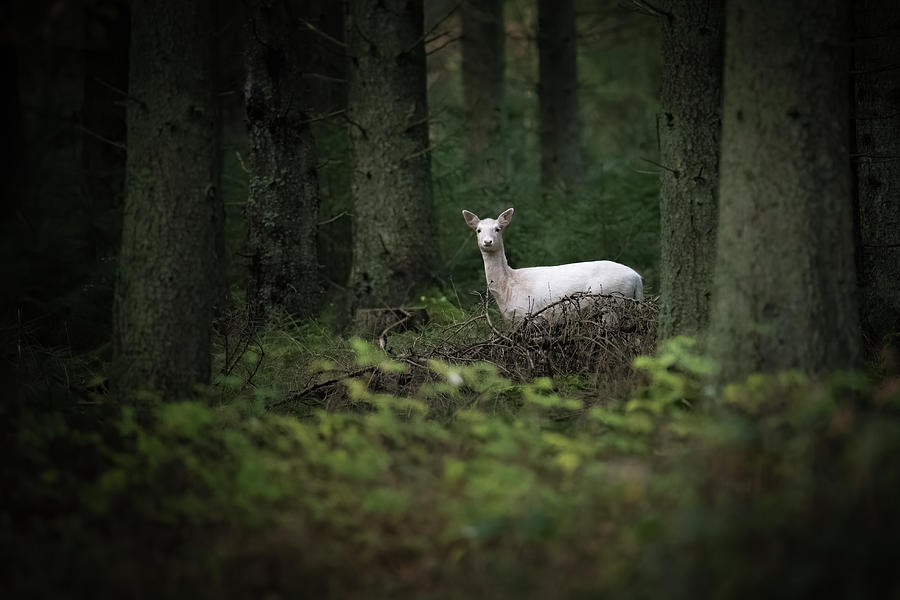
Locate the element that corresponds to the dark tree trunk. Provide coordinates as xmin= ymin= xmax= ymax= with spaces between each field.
xmin=0 ymin=39 xmax=25 ymax=222
xmin=300 ymin=0 xmax=351 ymax=291
xmin=244 ymin=0 xmax=322 ymax=320
xmin=345 ymin=0 xmax=438 ymax=312
xmin=210 ymin=0 xmax=243 ymax=316
xmin=81 ymin=0 xmax=129 ymax=259
xmin=113 ymin=0 xmax=222 ymax=400
xmin=708 ymin=0 xmax=861 ymax=383
xmin=852 ymin=0 xmax=900 ymax=352
xmin=298 ymin=0 xmax=347 ymax=116
xmin=537 ymin=0 xmax=583 ymax=193
xmin=461 ymin=0 xmax=505 ymax=183
xmin=657 ymin=0 xmax=724 ymax=341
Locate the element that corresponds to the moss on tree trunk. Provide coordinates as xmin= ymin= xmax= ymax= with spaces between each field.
xmin=709 ymin=0 xmax=861 ymax=382
xmin=113 ymin=0 xmax=221 ymax=400
xmin=657 ymin=0 xmax=724 ymax=341
xmin=852 ymin=0 xmax=900 ymax=351
xmin=244 ymin=0 xmax=323 ymax=321
xmin=345 ymin=0 xmax=438 ymax=312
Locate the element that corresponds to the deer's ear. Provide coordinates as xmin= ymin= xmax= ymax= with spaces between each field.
xmin=462 ymin=210 xmax=480 ymax=230
xmin=497 ymin=208 xmax=514 ymax=228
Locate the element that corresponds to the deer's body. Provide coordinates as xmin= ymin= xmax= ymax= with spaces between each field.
xmin=463 ymin=208 xmax=643 ymax=320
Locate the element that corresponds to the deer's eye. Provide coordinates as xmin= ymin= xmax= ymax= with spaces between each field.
xmin=495 ymin=227 xmax=500 ymax=232
xmin=476 ymin=228 xmax=481 ymax=233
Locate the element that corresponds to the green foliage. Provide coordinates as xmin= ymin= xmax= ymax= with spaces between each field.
xmin=6 ymin=336 xmax=900 ymax=597
xmin=8 ymin=3 xmax=896 ymax=597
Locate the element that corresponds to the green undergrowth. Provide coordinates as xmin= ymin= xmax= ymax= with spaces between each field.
xmin=209 ymin=297 xmax=655 ymax=420
xmin=4 ymin=338 xmax=900 ymax=598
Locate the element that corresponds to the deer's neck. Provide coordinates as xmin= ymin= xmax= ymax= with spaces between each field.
xmin=481 ymin=248 xmax=513 ymax=302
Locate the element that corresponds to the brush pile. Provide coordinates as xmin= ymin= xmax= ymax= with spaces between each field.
xmin=395 ymin=293 xmax=658 ymax=381
xmin=277 ymin=294 xmax=659 ymax=411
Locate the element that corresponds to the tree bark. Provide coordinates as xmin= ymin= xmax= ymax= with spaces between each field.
xmin=0 ymin=19 xmax=25 ymax=222
xmin=708 ymin=0 xmax=861 ymax=383
xmin=244 ymin=0 xmax=322 ymax=321
xmin=345 ymin=0 xmax=438 ymax=312
xmin=461 ymin=0 xmax=505 ymax=183
xmin=852 ymin=0 xmax=900 ymax=352
xmin=114 ymin=0 xmax=222 ymax=400
xmin=538 ymin=0 xmax=583 ymax=193
xmin=657 ymin=0 xmax=724 ymax=341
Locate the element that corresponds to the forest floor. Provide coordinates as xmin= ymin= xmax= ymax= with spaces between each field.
xmin=3 ymin=298 xmax=900 ymax=598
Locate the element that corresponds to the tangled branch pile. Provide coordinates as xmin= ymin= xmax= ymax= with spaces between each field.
xmin=399 ymin=293 xmax=658 ymax=381
xmin=279 ymin=294 xmax=659 ymax=410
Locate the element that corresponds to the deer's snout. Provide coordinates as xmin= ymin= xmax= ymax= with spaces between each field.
xmin=483 ymin=239 xmax=493 ymax=247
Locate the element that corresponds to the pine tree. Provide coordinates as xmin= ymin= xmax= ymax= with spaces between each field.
xmin=461 ymin=0 xmax=505 ymax=184
xmin=852 ymin=0 xmax=900 ymax=352
xmin=657 ymin=0 xmax=724 ymax=341
xmin=537 ymin=0 xmax=583 ymax=192
xmin=244 ymin=0 xmax=323 ymax=320
xmin=114 ymin=0 xmax=222 ymax=399
xmin=708 ymin=0 xmax=861 ymax=382
xmin=344 ymin=0 xmax=438 ymax=312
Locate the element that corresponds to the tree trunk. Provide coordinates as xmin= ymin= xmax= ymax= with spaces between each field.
xmin=113 ymin=0 xmax=221 ymax=400
xmin=708 ymin=0 xmax=861 ymax=383
xmin=461 ymin=0 xmax=505 ymax=184
xmin=657 ymin=0 xmax=724 ymax=341
xmin=345 ymin=0 xmax=438 ymax=312
xmin=300 ymin=0 xmax=351 ymax=292
xmin=81 ymin=0 xmax=129 ymax=259
xmin=244 ymin=0 xmax=322 ymax=321
xmin=537 ymin=0 xmax=583 ymax=193
xmin=0 ymin=38 xmax=25 ymax=222
xmin=298 ymin=0 xmax=347 ymax=116
xmin=852 ymin=0 xmax=900 ymax=352
xmin=210 ymin=0 xmax=241 ymax=316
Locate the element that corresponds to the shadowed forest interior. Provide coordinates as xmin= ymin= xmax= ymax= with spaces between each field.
xmin=2 ymin=0 xmax=900 ymax=597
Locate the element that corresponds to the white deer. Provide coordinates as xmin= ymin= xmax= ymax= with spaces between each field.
xmin=462 ymin=208 xmax=643 ymax=320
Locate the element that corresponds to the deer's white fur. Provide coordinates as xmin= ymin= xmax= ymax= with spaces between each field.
xmin=462 ymin=208 xmax=643 ymax=320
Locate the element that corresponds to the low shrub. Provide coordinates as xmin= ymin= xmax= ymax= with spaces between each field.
xmin=4 ymin=337 xmax=900 ymax=598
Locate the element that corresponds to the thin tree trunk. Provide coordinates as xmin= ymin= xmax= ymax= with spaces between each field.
xmin=852 ymin=0 xmax=900 ymax=352
xmin=0 ymin=39 xmax=25 ymax=221
xmin=302 ymin=0 xmax=351 ymax=292
xmin=461 ymin=0 xmax=505 ymax=183
xmin=657 ymin=0 xmax=724 ymax=341
xmin=81 ymin=0 xmax=129 ymax=259
xmin=244 ymin=0 xmax=322 ymax=320
xmin=114 ymin=0 xmax=221 ymax=400
xmin=345 ymin=0 xmax=438 ymax=313
xmin=298 ymin=0 xmax=347 ymax=116
xmin=708 ymin=0 xmax=861 ymax=383
xmin=210 ymin=0 xmax=240 ymax=317
xmin=538 ymin=0 xmax=583 ymax=193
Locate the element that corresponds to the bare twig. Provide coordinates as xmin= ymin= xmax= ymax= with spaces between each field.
xmin=78 ymin=125 xmax=126 ymax=151
xmin=426 ymin=35 xmax=462 ymax=55
xmin=640 ymin=156 xmax=679 ymax=176
xmin=625 ymin=0 xmax=672 ymax=20
xmin=318 ymin=211 xmax=351 ymax=226
xmin=379 ymin=310 xmax=413 ymax=349
xmin=272 ymin=367 xmax=376 ymax=409
xmin=297 ymin=17 xmax=346 ymax=48
xmin=92 ymin=76 xmax=147 ymax=110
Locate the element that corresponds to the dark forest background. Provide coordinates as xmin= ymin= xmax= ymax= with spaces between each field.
xmin=2 ymin=0 xmax=900 ymax=597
